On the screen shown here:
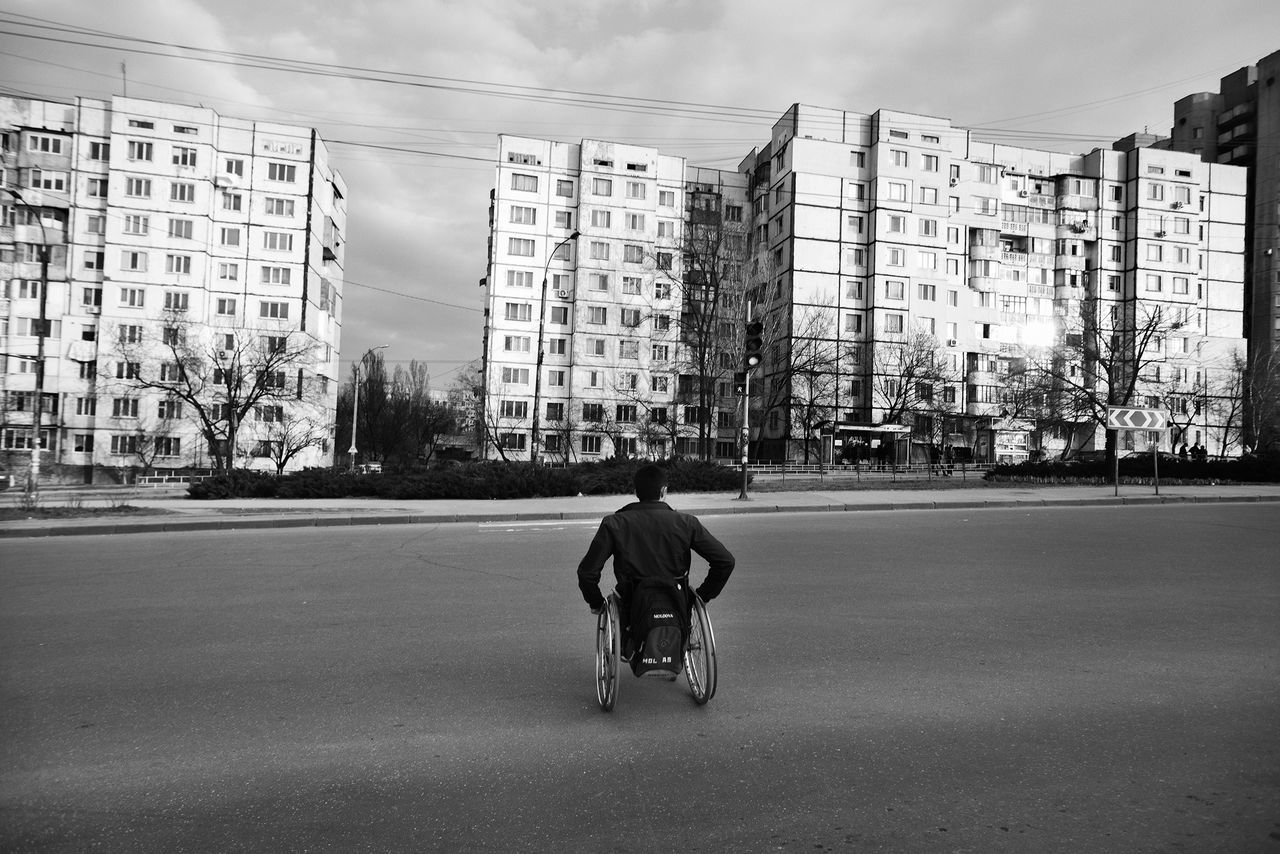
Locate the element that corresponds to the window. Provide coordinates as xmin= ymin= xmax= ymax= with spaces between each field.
xmin=621 ymin=275 xmax=643 ymax=295
xmin=887 ymin=248 xmax=905 ymax=267
xmin=887 ymin=214 xmax=906 ymax=233
xmin=625 ymin=212 xmax=645 ymax=231
xmin=619 ymin=340 xmax=639 ymax=359
xmin=111 ymin=435 xmax=140 ymax=455
xmin=593 ymin=177 xmax=612 ymax=196
xmin=1148 ymin=182 xmax=1164 ymax=201
xmin=510 ymin=173 xmax=538 ymax=192
xmin=166 ymin=254 xmax=192 ymax=275
xmin=891 ymin=149 xmax=908 ymax=167
xmin=112 ymin=398 xmax=139 ymax=418
xmin=120 ymin=287 xmax=145 ymax=307
xmin=548 ymin=370 xmax=565 ymax=388
xmin=974 ymin=196 xmax=997 ymax=215
xmin=555 ymin=179 xmax=574 ymax=197
xmin=504 ymin=302 xmax=532 ymax=321
xmin=172 ymin=146 xmax=197 ymax=167
xmin=1146 ymin=274 xmax=1162 ymax=292
xmin=582 ymin=403 xmax=605 ymax=422
xmin=154 ymin=437 xmax=182 ymax=457
xmin=505 ymin=270 xmax=533 ymax=289
xmin=268 ymin=162 xmax=297 ymax=182
xmin=588 ymin=306 xmax=607 ymax=325
xmin=545 ymin=402 xmax=565 ymax=421
xmin=919 ymin=218 xmax=938 ymax=237
xmin=844 ymin=312 xmax=863 ymax=333
xmin=588 ymin=273 xmax=609 ymax=291
xmin=88 ymin=141 xmax=110 ymax=160
xmin=263 ymin=231 xmax=294 ymax=251
xmin=549 ymin=338 xmax=567 ymax=355
xmin=659 ymin=190 xmax=676 ymax=207
xmin=87 ymin=178 xmax=107 ymax=198
xmin=1173 ymin=276 xmax=1189 ymax=295
xmin=581 ymin=435 xmax=603 ymax=454
xmin=163 ymin=290 xmax=188 ymax=311
xmin=501 ymin=367 xmax=530 ymax=384
xmin=158 ymin=399 xmax=183 ymax=419
xmin=218 ymin=262 xmax=239 ymax=281
xmin=222 ymin=192 xmax=242 ymax=211
xmin=510 ymin=205 xmax=537 ymax=224
xmin=224 ymin=158 xmax=244 ymax=176
xmin=590 ymin=209 xmax=611 ymax=228
xmin=498 ymin=400 xmax=528 ymax=419
xmin=550 ymin=305 xmax=568 ymax=324
xmin=170 ymin=182 xmax=195 ymax=203
xmin=918 ymin=283 xmax=937 ymax=300
xmin=125 ymin=177 xmax=151 ymax=197
xmin=922 ymin=154 xmax=939 ymax=172
xmin=220 ymin=227 xmax=241 ymax=246
xmin=886 ymin=181 xmax=907 ymax=202
xmin=168 ymin=218 xmax=193 ymax=239
xmin=259 ymin=301 xmax=290 ymax=319
xmin=1147 ymin=244 xmax=1163 ymax=262
xmin=886 ymin=280 xmax=906 ymax=299
xmin=261 ymin=266 xmax=292 ymax=285
xmin=621 ymin=308 xmax=642 ymax=328
xmin=624 ymin=244 xmax=643 ymax=263
xmin=585 ymin=338 xmax=606 ymax=356
xmin=589 ymin=241 xmax=610 ymax=261
xmin=265 ymin=197 xmax=295 ymax=217
xmin=626 ymin=181 xmax=646 ymax=199
xmin=127 ymin=140 xmax=153 ymax=161
xmin=121 ymin=250 xmax=147 ymax=272
xmin=503 ymin=335 xmax=531 ymax=352
xmin=508 ymin=237 xmax=535 ymax=257
xmin=919 ymin=187 xmax=938 ymax=205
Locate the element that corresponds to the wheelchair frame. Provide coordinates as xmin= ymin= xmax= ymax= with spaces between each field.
xmin=595 ymin=587 xmax=717 ymax=711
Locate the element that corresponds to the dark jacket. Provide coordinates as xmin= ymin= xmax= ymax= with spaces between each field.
xmin=577 ymin=500 xmax=735 ymax=610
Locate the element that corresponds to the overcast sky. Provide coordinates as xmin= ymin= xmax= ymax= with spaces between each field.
xmin=2 ymin=0 xmax=1277 ymax=389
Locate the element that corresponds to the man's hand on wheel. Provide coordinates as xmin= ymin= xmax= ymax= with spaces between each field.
xmin=590 ymin=602 xmax=606 ymax=616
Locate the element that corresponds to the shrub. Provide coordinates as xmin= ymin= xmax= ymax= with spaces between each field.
xmin=186 ymin=458 xmax=746 ymax=500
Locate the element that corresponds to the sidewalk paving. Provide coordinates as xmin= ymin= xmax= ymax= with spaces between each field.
xmin=2 ymin=482 xmax=1279 ymax=539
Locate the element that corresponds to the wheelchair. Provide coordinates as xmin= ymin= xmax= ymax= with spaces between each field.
xmin=594 ymin=585 xmax=717 ymax=712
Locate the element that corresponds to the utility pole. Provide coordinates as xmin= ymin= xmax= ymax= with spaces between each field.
xmin=737 ymin=304 xmax=762 ymax=501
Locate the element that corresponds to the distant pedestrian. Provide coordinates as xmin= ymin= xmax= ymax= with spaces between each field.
xmin=1179 ymin=443 xmax=1189 ymax=461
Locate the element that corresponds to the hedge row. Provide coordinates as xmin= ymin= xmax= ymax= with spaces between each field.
xmin=985 ymin=454 xmax=1280 ymax=484
xmin=187 ymin=458 xmax=744 ymax=500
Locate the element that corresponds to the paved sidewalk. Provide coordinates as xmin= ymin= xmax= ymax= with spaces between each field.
xmin=2 ymin=482 xmax=1278 ymax=538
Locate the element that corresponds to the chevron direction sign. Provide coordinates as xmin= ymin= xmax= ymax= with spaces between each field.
xmin=1106 ymin=406 xmax=1168 ymax=431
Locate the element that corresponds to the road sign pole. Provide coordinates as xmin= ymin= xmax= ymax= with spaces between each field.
xmin=1113 ymin=429 xmax=1120 ymax=497
xmin=737 ymin=369 xmax=750 ymax=501
xmin=1152 ymin=437 xmax=1160 ymax=496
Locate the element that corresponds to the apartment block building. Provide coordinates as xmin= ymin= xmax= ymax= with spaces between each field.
xmin=482 ymin=135 xmax=749 ymax=462
xmin=1161 ymin=50 xmax=1280 ymax=449
xmin=484 ymin=105 xmax=1249 ymax=464
xmin=0 ymin=96 xmax=345 ymax=484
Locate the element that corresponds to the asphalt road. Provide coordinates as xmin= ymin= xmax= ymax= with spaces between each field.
xmin=1 ymin=504 xmax=1278 ymax=853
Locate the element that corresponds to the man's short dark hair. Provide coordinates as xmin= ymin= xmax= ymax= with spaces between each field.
xmin=634 ymin=464 xmax=668 ymax=501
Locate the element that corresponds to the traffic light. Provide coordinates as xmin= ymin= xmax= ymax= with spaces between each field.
xmin=743 ymin=319 xmax=763 ymax=369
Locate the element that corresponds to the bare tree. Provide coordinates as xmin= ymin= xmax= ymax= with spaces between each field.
xmin=651 ymin=182 xmax=751 ymax=460
xmin=867 ymin=329 xmax=959 ymax=428
xmin=258 ymin=409 xmax=329 ymax=476
xmin=1244 ymin=346 xmax=1280 ymax=454
xmin=1013 ymin=296 xmax=1187 ymax=463
xmin=109 ymin=315 xmax=319 ymax=472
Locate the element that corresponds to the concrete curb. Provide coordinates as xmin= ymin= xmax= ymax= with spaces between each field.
xmin=3 ymin=491 xmax=1278 ymax=539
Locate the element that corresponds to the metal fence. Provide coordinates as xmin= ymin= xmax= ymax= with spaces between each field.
xmin=743 ymin=462 xmax=995 ymax=483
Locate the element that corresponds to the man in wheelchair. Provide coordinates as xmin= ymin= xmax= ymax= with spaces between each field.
xmin=577 ymin=464 xmax=736 ymax=677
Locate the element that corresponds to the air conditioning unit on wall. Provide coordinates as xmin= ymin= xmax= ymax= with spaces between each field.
xmin=555 ymin=289 xmax=569 ymax=299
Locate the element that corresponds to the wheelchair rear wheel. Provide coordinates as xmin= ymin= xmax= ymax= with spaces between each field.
xmin=595 ymin=594 xmax=621 ymax=711
xmin=684 ymin=594 xmax=717 ymax=704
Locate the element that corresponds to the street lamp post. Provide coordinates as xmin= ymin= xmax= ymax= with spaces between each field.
xmin=347 ymin=344 xmax=388 ymax=469
xmin=4 ymin=189 xmax=52 ymax=494
xmin=530 ymin=230 xmax=579 ymax=465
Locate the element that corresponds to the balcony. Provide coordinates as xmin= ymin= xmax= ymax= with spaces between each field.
xmin=1055 ymin=255 xmax=1087 ymax=271
xmin=1056 ymin=194 xmax=1099 ymax=212
xmin=999 ymin=220 xmax=1029 ymax=236
xmin=968 ymin=276 xmax=999 ymax=293
xmin=1000 ymin=250 xmax=1028 ymax=266
xmin=1056 ymin=221 xmax=1096 ymax=241
xmin=970 ymin=244 xmax=1001 ymax=262
xmin=1028 ymin=252 xmax=1055 ymax=268
xmin=1025 ymin=193 xmax=1055 ymax=209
